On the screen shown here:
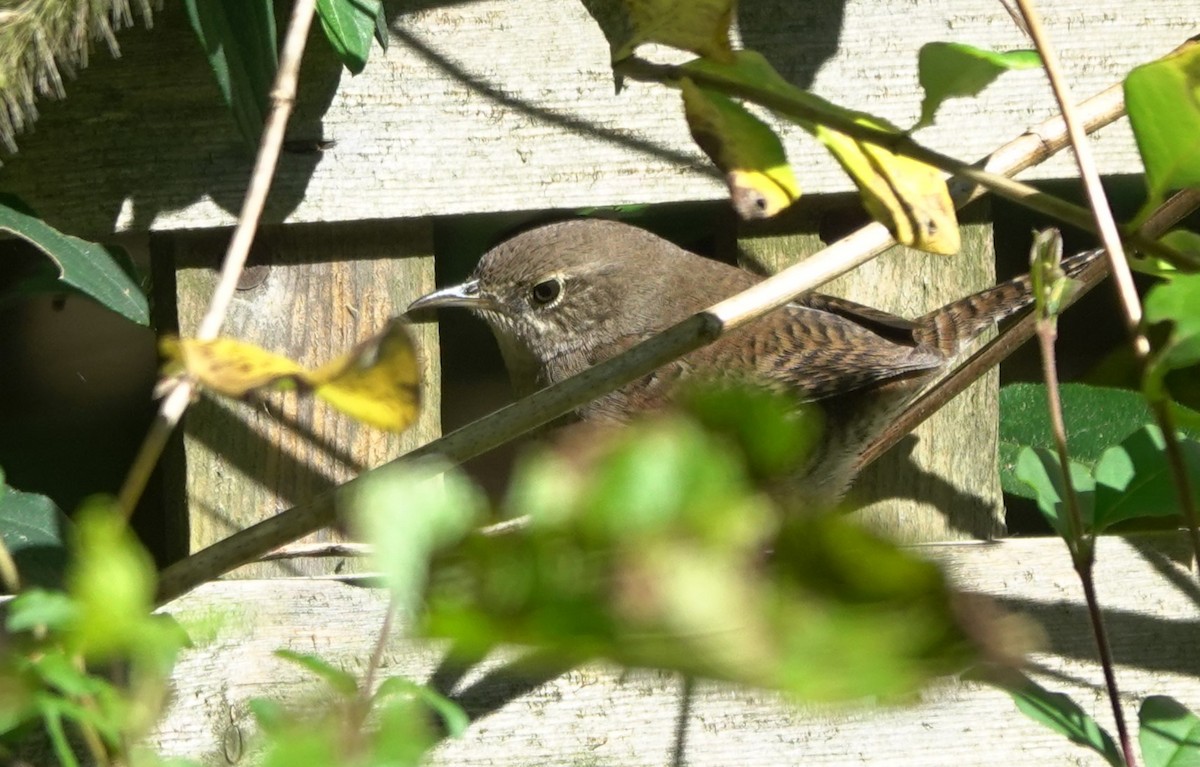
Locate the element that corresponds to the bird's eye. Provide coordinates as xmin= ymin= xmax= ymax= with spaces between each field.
xmin=530 ymin=278 xmax=561 ymax=306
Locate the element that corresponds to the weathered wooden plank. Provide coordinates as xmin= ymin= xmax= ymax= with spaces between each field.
xmin=163 ymin=219 xmax=439 ymax=576
xmin=1 ymin=1 xmax=1188 ymax=235
xmin=740 ymin=206 xmax=1001 ymax=542
xmin=151 ymin=534 xmax=1199 ymax=765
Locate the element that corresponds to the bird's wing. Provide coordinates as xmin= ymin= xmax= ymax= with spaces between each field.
xmin=709 ymin=301 xmax=947 ymax=401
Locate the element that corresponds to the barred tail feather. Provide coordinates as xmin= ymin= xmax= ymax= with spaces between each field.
xmin=918 ymin=247 xmax=1105 ymax=355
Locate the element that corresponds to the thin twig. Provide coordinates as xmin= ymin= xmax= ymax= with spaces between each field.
xmin=352 ymin=596 xmax=398 ymax=731
xmin=115 ymin=0 xmax=318 ymax=519
xmin=1014 ymin=6 xmax=1200 ymax=574
xmin=1014 ymin=2 xmax=1139 ymax=760
xmin=0 ymin=535 xmax=20 ymax=593
xmin=154 ymin=76 xmax=1133 ymax=606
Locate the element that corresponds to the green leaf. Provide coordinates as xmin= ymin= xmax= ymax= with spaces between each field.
xmin=0 ymin=472 xmax=69 ymax=589
xmin=6 ymin=589 xmax=78 ymax=633
xmin=1158 ymin=230 xmax=1200 ymax=271
xmin=184 ymin=0 xmax=277 ymax=147
xmin=1125 ymin=44 xmax=1200 ymax=208
xmin=680 ymin=52 xmax=961 ymax=254
xmin=426 ymin=410 xmax=1001 ymax=704
xmin=316 ymin=0 xmax=383 ymax=75
xmin=1146 ymin=274 xmax=1200 ymax=373
xmin=65 ymin=498 xmax=158 ymax=661
xmin=31 ymin=652 xmax=112 ymax=698
xmin=680 ymin=78 xmax=800 ymax=219
xmin=1140 ymin=696 xmax=1200 ymax=767
xmin=274 ymin=650 xmax=358 ymax=697
xmin=247 ymin=698 xmax=288 ymax=735
xmin=374 ymin=676 xmax=469 ymax=738
xmin=1093 ymin=426 xmax=1199 ymax=530
xmin=579 ymin=0 xmax=734 ymax=62
xmin=349 ymin=457 xmax=484 ymax=615
xmin=1014 ymin=447 xmax=1094 ymax=539
xmin=999 ymin=383 xmax=1200 ymax=498
xmin=972 ymin=667 xmax=1123 ymax=767
xmin=916 ymin=43 xmax=1041 ymax=129
xmin=0 ymin=194 xmax=148 ymax=326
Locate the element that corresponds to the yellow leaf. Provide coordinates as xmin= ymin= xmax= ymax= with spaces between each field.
xmin=815 ymin=124 xmax=961 ymax=255
xmin=159 ymin=319 xmax=422 ymax=433
xmin=681 ymin=78 xmax=800 ymax=219
xmin=582 ymin=0 xmax=734 ymax=62
xmin=160 ymin=336 xmax=304 ymax=398
xmin=307 ymin=319 xmax=422 ymax=433
xmin=681 ymin=52 xmax=961 ymax=254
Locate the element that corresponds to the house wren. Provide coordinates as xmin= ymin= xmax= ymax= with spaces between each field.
xmin=409 ymin=219 xmax=1098 ymax=503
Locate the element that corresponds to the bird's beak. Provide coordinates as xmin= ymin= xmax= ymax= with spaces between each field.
xmin=407 ymin=279 xmax=493 ymax=313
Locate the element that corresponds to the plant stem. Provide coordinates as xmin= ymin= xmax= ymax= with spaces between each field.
xmin=115 ymin=0 xmax=318 ymax=519
xmin=1013 ymin=0 xmax=1200 ymax=577
xmin=1036 ymin=310 xmax=1136 ymax=767
xmin=1077 ymin=563 xmax=1135 ymax=767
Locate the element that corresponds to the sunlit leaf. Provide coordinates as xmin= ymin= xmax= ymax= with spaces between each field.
xmin=424 ymin=409 xmax=1011 ymax=703
xmin=1014 ymin=447 xmax=1094 ymax=539
xmin=183 ymin=0 xmax=277 ymax=147
xmin=1145 ymin=273 xmax=1200 ymax=373
xmin=682 ymin=52 xmax=960 ymax=254
xmin=681 ymin=78 xmax=800 ymax=219
xmin=1028 ymin=228 xmax=1079 ymax=320
xmin=0 ymin=194 xmax=148 ymax=325
xmin=374 ymin=676 xmax=470 ymax=738
xmin=916 ymin=43 xmax=1040 ymax=129
xmin=65 ymin=499 xmax=158 ymax=661
xmin=308 ymin=319 xmax=422 ymax=432
xmin=1140 ymin=695 xmax=1200 ymax=767
xmin=316 ymin=0 xmax=383 ymax=75
xmin=1093 ymin=426 xmax=1199 ymax=531
xmin=971 ymin=666 xmax=1123 ymax=767
xmin=160 ymin=319 xmax=422 ymax=433
xmin=350 ymin=457 xmax=483 ymax=615
xmin=999 ymin=383 xmax=1200 ymax=498
xmin=160 ymin=336 xmax=305 ymax=398
xmin=6 ymin=589 xmax=77 ymax=633
xmin=1125 ymin=42 xmax=1200 ymax=208
xmin=580 ymin=0 xmax=734 ymax=62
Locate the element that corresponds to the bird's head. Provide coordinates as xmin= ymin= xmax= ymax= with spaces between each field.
xmin=408 ymin=219 xmax=695 ymax=391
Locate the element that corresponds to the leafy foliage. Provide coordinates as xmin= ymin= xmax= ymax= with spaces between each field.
xmin=1125 ymin=43 xmax=1200 ymax=211
xmin=183 ymin=0 xmax=278 ymax=148
xmin=999 ymin=383 xmax=1200 ymax=499
xmin=345 ymin=390 xmax=1029 ymax=704
xmin=1140 ymin=696 xmax=1200 ymax=767
xmin=971 ymin=667 xmax=1124 ymax=767
xmin=0 ymin=469 xmax=69 ymax=589
xmin=0 ymin=501 xmax=189 ymax=764
xmin=0 ymin=194 xmax=148 ymax=326
xmin=245 ymin=649 xmax=467 ymax=767
xmin=316 ymin=0 xmax=388 ymax=75
xmin=915 ymin=43 xmax=1041 ymax=129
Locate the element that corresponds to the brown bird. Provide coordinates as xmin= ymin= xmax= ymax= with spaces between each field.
xmin=409 ymin=219 xmax=1098 ymax=503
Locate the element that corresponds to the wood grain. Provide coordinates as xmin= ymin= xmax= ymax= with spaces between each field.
xmin=165 ymin=220 xmax=439 ymax=577
xmin=148 ymin=534 xmax=1199 ymax=766
xmin=0 ymin=1 xmax=1187 ymax=236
